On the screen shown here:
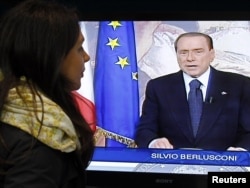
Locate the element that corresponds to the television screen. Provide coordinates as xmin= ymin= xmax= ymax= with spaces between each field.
xmin=78 ymin=21 xmax=250 ymax=188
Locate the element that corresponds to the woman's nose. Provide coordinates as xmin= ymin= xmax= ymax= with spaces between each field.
xmin=83 ymin=50 xmax=90 ymax=63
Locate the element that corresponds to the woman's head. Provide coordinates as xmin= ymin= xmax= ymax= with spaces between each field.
xmin=0 ymin=0 xmax=89 ymax=93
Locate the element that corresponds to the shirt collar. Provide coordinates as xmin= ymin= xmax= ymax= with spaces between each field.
xmin=183 ymin=66 xmax=211 ymax=88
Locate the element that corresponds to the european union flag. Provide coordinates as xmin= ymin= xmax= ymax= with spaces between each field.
xmin=94 ymin=21 xmax=139 ymax=147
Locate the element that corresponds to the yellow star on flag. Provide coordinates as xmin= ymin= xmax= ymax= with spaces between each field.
xmin=132 ymin=72 xmax=138 ymax=80
xmin=115 ymin=56 xmax=129 ymax=69
xmin=108 ymin=21 xmax=122 ymax=30
xmin=106 ymin=37 xmax=120 ymax=50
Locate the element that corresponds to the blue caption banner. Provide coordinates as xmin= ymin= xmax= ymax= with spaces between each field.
xmin=92 ymin=147 xmax=250 ymax=166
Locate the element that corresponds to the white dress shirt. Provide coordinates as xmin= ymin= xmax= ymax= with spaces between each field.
xmin=183 ymin=67 xmax=211 ymax=102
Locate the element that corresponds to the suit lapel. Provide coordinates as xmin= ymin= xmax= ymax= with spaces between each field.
xmin=196 ymin=68 xmax=229 ymax=141
xmin=167 ymin=71 xmax=195 ymax=143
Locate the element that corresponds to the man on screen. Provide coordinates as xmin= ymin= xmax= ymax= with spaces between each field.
xmin=135 ymin=32 xmax=250 ymax=151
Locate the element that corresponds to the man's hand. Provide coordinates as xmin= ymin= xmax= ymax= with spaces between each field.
xmin=227 ymin=147 xmax=247 ymax=151
xmin=148 ymin=137 xmax=174 ymax=149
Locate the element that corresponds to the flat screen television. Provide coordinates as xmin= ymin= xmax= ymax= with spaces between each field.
xmin=78 ymin=20 xmax=250 ymax=188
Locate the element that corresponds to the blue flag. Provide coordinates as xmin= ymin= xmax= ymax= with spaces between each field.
xmin=94 ymin=21 xmax=139 ymax=147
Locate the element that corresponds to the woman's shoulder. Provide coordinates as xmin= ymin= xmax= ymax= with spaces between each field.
xmin=0 ymin=122 xmax=85 ymax=187
xmin=0 ymin=121 xmax=72 ymax=160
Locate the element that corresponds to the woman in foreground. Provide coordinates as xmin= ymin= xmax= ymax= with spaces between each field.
xmin=0 ymin=0 xmax=95 ymax=187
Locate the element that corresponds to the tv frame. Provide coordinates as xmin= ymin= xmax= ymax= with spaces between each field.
xmin=86 ymin=168 xmax=207 ymax=187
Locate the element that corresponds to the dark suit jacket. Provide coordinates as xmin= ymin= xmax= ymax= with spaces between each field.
xmin=135 ymin=67 xmax=250 ymax=151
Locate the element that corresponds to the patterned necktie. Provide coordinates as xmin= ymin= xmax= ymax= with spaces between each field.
xmin=188 ymin=79 xmax=203 ymax=137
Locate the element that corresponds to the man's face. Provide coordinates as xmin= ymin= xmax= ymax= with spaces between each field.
xmin=176 ymin=35 xmax=215 ymax=78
